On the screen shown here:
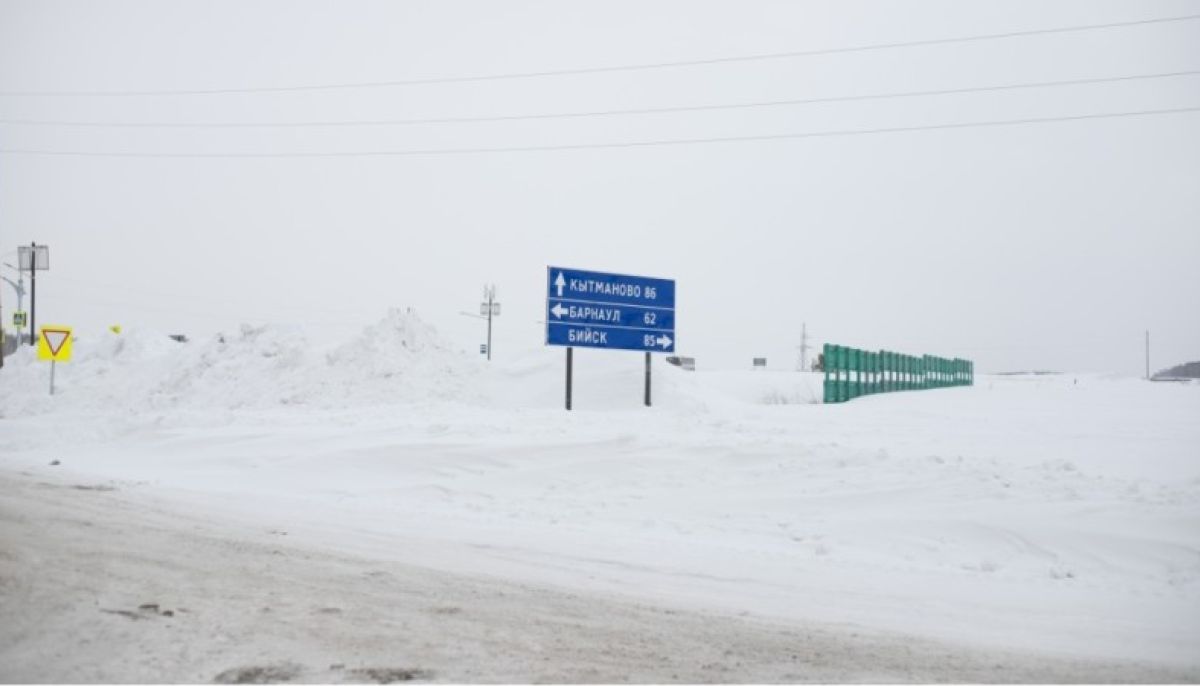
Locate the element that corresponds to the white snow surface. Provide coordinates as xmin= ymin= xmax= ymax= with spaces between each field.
xmin=2 ymin=310 xmax=1198 ymax=669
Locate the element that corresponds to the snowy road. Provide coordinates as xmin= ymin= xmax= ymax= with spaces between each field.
xmin=2 ymin=470 xmax=1194 ymax=684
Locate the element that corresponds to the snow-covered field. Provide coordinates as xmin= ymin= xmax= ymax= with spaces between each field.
xmin=2 ymin=310 xmax=1198 ymax=681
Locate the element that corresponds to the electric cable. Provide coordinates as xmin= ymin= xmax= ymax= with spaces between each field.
xmin=2 ymin=13 xmax=1197 ymax=97
xmin=2 ymin=69 xmax=1195 ymax=128
xmin=1 ymin=105 xmax=1195 ymax=158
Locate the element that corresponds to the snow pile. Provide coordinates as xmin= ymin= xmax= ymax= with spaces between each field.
xmin=0 ymin=307 xmax=829 ymax=422
xmin=0 ymin=308 xmax=482 ymax=418
xmin=323 ymin=308 xmax=474 ymax=405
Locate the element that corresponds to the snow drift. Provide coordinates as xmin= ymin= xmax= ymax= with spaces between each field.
xmin=0 ymin=308 xmax=825 ymax=418
xmin=1 ymin=310 xmax=1197 ymax=670
xmin=0 ymin=309 xmax=484 ymax=416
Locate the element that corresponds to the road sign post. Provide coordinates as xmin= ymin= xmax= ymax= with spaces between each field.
xmin=644 ymin=351 xmax=651 ymax=407
xmin=566 ymin=347 xmax=573 ymax=411
xmin=546 ymin=266 xmax=676 ymax=410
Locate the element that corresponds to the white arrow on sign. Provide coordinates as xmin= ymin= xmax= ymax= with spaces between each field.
xmin=656 ymin=334 xmax=673 ymax=349
xmin=550 ymin=303 xmax=568 ymax=318
xmin=554 ymin=272 xmax=566 ymax=297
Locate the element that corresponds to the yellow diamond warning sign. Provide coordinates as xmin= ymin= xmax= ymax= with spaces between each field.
xmin=37 ymin=326 xmax=73 ymax=362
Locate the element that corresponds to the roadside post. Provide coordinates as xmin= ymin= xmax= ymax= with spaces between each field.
xmin=36 ymin=325 xmax=72 ymax=395
xmin=545 ymin=266 xmax=676 ymax=410
xmin=644 ymin=351 xmax=651 ymax=407
xmin=566 ymin=347 xmax=573 ymax=411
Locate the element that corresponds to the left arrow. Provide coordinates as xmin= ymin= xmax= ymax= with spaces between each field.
xmin=550 ymin=303 xmax=568 ymax=318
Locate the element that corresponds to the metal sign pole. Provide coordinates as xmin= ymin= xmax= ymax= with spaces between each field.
xmin=49 ymin=359 xmax=55 ymax=396
xmin=565 ymin=347 xmax=573 ymax=411
xmin=486 ymin=289 xmax=493 ymax=362
xmin=644 ymin=351 xmax=651 ymax=407
xmin=29 ymin=243 xmax=36 ymax=347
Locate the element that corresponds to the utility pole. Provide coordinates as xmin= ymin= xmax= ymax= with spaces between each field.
xmin=480 ymin=284 xmax=500 ymax=361
xmin=797 ymin=322 xmax=811 ymax=371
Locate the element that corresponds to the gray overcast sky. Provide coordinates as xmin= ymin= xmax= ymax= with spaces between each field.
xmin=1 ymin=0 xmax=1197 ymax=374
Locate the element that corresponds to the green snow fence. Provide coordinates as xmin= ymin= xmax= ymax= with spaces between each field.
xmin=823 ymin=343 xmax=972 ymax=403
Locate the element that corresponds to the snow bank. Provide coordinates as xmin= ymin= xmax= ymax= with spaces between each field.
xmin=1 ymin=310 xmax=830 ymax=420
xmin=0 ymin=308 xmax=481 ymax=418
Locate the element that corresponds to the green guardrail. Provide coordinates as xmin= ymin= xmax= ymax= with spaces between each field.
xmin=823 ymin=344 xmax=972 ymax=403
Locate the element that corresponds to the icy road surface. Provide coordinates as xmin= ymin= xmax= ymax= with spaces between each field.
xmin=3 ymin=472 xmax=1193 ymax=683
xmin=1 ymin=313 xmax=1198 ymax=680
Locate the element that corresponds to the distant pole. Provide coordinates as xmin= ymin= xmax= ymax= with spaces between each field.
xmin=482 ymin=286 xmax=492 ymax=362
xmin=1145 ymin=330 xmax=1150 ymax=380
xmin=565 ymin=347 xmax=573 ymax=411
xmin=480 ymin=284 xmax=498 ymax=361
xmin=644 ymin=351 xmax=651 ymax=407
xmin=798 ymin=322 xmax=811 ymax=371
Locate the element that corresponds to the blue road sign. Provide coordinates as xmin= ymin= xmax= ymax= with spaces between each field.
xmin=545 ymin=266 xmax=676 ymax=353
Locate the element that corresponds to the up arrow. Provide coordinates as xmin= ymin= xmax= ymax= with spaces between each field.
xmin=550 ymin=303 xmax=568 ymax=318
xmin=656 ymin=334 xmax=673 ymax=349
xmin=554 ymin=272 xmax=566 ymax=297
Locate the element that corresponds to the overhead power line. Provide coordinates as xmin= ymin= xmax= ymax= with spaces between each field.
xmin=1 ymin=13 xmax=1198 ymax=97
xmin=1 ymin=106 xmax=1195 ymax=159
xmin=3 ymin=70 xmax=1196 ymax=129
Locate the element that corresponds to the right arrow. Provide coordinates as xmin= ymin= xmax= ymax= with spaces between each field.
xmin=656 ymin=334 xmax=673 ymax=349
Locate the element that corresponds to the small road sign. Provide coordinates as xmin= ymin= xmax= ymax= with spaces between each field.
xmin=17 ymin=244 xmax=49 ymax=271
xmin=37 ymin=324 xmax=72 ymax=395
xmin=13 ymin=311 xmax=26 ymax=328
xmin=545 ymin=266 xmax=676 ymax=353
xmin=480 ymin=344 xmax=487 ymax=355
xmin=37 ymin=326 xmax=72 ymax=362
